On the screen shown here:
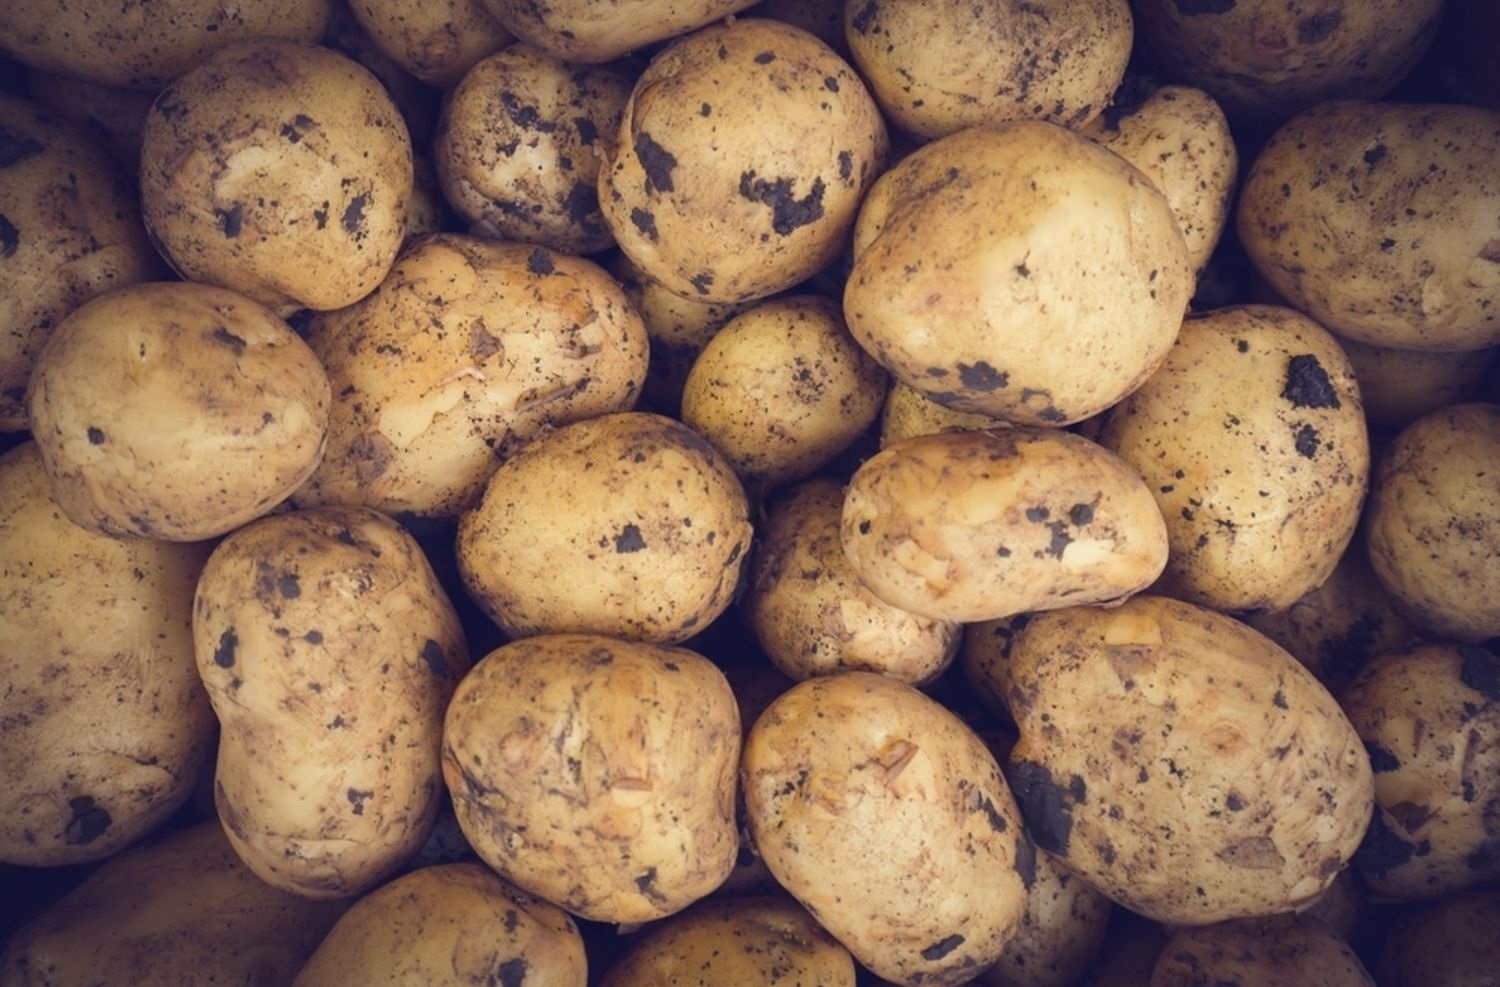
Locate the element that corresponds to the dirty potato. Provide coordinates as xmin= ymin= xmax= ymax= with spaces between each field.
xmin=346 ymin=0 xmax=512 ymax=88
xmin=478 ymin=0 xmax=759 ymax=63
xmin=1335 ymin=337 xmax=1499 ymax=430
xmin=879 ymin=381 xmax=1006 ymax=447
xmin=1149 ymin=914 xmax=1375 ymax=987
xmin=975 ymin=846 xmax=1113 ymax=987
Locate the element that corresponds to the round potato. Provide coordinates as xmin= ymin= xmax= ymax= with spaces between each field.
xmin=1237 ymin=101 xmax=1500 ymax=351
xmin=844 ymin=120 xmax=1193 ymax=425
xmin=457 ymin=411 xmax=752 ymax=644
xmin=25 ymin=281 xmax=331 ymax=541
xmin=443 ymin=633 xmax=740 ymax=923
xmin=599 ymin=17 xmax=889 ymax=304
xmin=844 ymin=0 xmax=1132 ymax=139
xmin=742 ymin=670 xmax=1033 ymax=987
xmin=0 ymin=442 xmax=215 ymax=867
xmin=140 ymin=39 xmax=413 ymax=316
xmin=347 ymin=0 xmax=512 ymax=88
xmin=1149 ymin=915 xmax=1375 ymax=987
xmin=1093 ymin=304 xmax=1369 ymax=614
xmin=478 ymin=0 xmax=759 ymax=63
xmin=841 ymin=427 xmax=1168 ymax=623
xmin=1364 ymin=402 xmax=1500 ymax=642
xmin=194 ymin=507 xmax=470 ymax=899
xmin=435 ymin=44 xmax=633 ymax=254
xmin=293 ymin=234 xmax=648 ymax=519
xmin=680 ymin=295 xmax=888 ymax=491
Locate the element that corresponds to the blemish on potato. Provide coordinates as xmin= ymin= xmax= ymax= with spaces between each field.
xmin=85 ymin=426 xmax=105 ymax=445
xmin=957 ymin=361 xmax=1008 ymax=391
xmin=629 ymin=208 xmax=658 ymax=241
xmin=342 ymin=193 xmax=370 ymax=235
xmin=1459 ymin=645 xmax=1500 ymax=699
xmin=0 ymin=214 xmax=18 ymax=256
xmin=346 ymin=787 xmax=374 ymax=816
xmin=215 ymin=203 xmax=243 ymax=238
xmin=1365 ymin=742 xmax=1401 ymax=773
xmin=633 ymin=132 xmax=677 ymax=194
xmin=527 ymin=247 xmax=556 ymax=276
xmin=737 ymin=172 xmax=826 ymax=235
xmin=1354 ymin=809 xmax=1419 ymax=877
xmin=920 ymin=933 xmax=965 ymax=961
xmin=421 ymin=639 xmax=449 ymax=677
xmin=1009 ymin=760 xmax=1083 ymax=854
xmin=212 ymin=628 xmax=238 ymax=668
xmin=498 ymin=958 xmax=528 ymax=987
xmin=1282 ymin=353 xmax=1341 ymax=409
xmin=62 ymin=795 xmax=112 ymax=846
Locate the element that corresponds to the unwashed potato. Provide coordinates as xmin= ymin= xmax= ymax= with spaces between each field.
xmin=879 ymin=380 xmax=1006 ymax=447
xmin=140 ymin=38 xmax=413 ymax=315
xmin=1372 ymin=887 xmax=1500 ymax=987
xmin=1093 ymin=304 xmax=1369 ymax=614
xmin=478 ymin=0 xmax=759 ymax=63
xmin=1341 ymin=642 xmax=1500 ymax=901
xmin=841 ymin=427 xmax=1169 ymax=623
xmin=292 ymin=862 xmax=587 ymax=987
xmin=443 ymin=633 xmax=740 ymax=923
xmin=1364 ymin=402 xmax=1500 ymax=642
xmin=322 ymin=0 xmax=443 ymax=149
xmin=0 ymin=821 xmax=348 ymax=987
xmin=347 ymin=0 xmax=512 ymax=88
xmin=293 ymin=234 xmax=648 ymax=519
xmin=0 ymin=0 xmax=332 ymax=90
xmin=0 ymin=442 xmax=215 ymax=867
xmin=1237 ymin=101 xmax=1500 ymax=351
xmin=599 ymin=17 xmax=889 ymax=304
xmin=1148 ymin=914 xmax=1375 ymax=987
xmin=844 ymin=0 xmax=1132 ymax=139
xmin=25 ymin=280 xmax=331 ymax=541
xmin=435 ymin=44 xmax=633 ymax=253
xmin=1336 ymin=336 xmax=1500 ymax=430
xmin=975 ymin=847 xmax=1113 ymax=987
xmin=0 ymin=94 xmax=162 ymax=431
xmin=194 ymin=506 xmax=469 ymax=899
xmin=997 ymin=595 xmax=1374 ymax=926
xmin=844 ymin=120 xmax=1192 ymax=425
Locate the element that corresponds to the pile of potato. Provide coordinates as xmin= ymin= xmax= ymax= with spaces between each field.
xmin=2 ymin=0 xmax=1498 ymax=984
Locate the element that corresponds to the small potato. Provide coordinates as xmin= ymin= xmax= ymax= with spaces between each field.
xmin=1341 ymin=642 xmax=1500 ymax=901
xmin=1148 ymin=915 xmax=1375 ymax=987
xmin=457 ymin=411 xmax=753 ymax=644
xmin=1372 ymin=888 xmax=1500 ymax=987
xmin=880 ymin=381 xmax=1005 ymax=447
xmin=680 ymin=295 xmax=888 ymax=491
xmin=25 ymin=281 xmax=331 ymax=541
xmin=478 ymin=0 xmax=759 ymax=62
xmin=742 ymin=671 xmax=1033 ymax=987
xmin=443 ymin=633 xmax=740 ymax=923
xmin=292 ymin=863 xmax=586 ymax=987
xmin=140 ymin=39 xmax=413 ymax=315
xmin=1337 ymin=336 xmax=1500 ymax=430
xmin=347 ymin=0 xmax=512 ymax=88
xmin=844 ymin=0 xmax=1132 ymax=139
xmin=1237 ymin=101 xmax=1500 ymax=351
xmin=975 ymin=847 xmax=1113 ymax=987
xmin=745 ymin=477 xmax=960 ymax=685
xmin=1365 ymin=402 xmax=1500 ymax=642
xmin=841 ymin=427 xmax=1168 ymax=623
xmin=194 ymin=507 xmax=469 ymax=899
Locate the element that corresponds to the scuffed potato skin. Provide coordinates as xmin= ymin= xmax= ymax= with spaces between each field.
xmin=1000 ymin=596 xmax=1374 ymax=926
xmin=1148 ymin=915 xmax=1375 ymax=987
xmin=194 ymin=507 xmax=470 ymax=899
xmin=442 ymin=633 xmax=741 ymax=924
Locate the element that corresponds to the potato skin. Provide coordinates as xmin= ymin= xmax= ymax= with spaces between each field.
xmin=347 ymin=0 xmax=512 ymax=88
xmin=974 ymin=847 xmax=1113 ymax=987
xmin=841 ymin=427 xmax=1168 ymax=623
xmin=194 ymin=507 xmax=469 ymax=899
xmin=442 ymin=633 xmax=741 ymax=924
xmin=1372 ymin=888 xmax=1500 ymax=987
xmin=0 ymin=442 xmax=215 ymax=866
xmin=478 ymin=0 xmax=759 ymax=63
xmin=1148 ymin=915 xmax=1375 ymax=987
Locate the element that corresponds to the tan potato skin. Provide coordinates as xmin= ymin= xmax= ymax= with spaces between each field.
xmin=974 ymin=847 xmax=1113 ymax=987
xmin=442 ymin=633 xmax=741 ymax=924
xmin=0 ymin=442 xmax=215 ymax=867
xmin=347 ymin=0 xmax=512 ymax=88
xmin=880 ymin=380 xmax=1006 ymax=447
xmin=194 ymin=507 xmax=470 ymax=899
xmin=292 ymin=863 xmax=587 ymax=987
xmin=478 ymin=0 xmax=759 ymax=63
xmin=999 ymin=596 xmax=1374 ymax=926
xmin=1237 ymin=101 xmax=1500 ymax=351
xmin=1149 ymin=915 xmax=1375 ymax=987
xmin=841 ymin=427 xmax=1168 ymax=623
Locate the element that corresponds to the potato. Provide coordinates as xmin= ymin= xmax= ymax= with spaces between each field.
xmin=844 ymin=121 xmax=1192 ymax=425
xmin=0 ymin=442 xmax=214 ymax=867
xmin=478 ymin=0 xmax=759 ymax=63
xmin=749 ymin=0 xmax=849 ymax=57
xmin=457 ymin=410 xmax=752 ymax=644
xmin=998 ymin=596 xmax=1374 ymax=925
xmin=293 ymin=234 xmax=648 ymax=519
xmin=1148 ymin=915 xmax=1375 ymax=987
xmin=1372 ymin=888 xmax=1500 ymax=987
xmin=880 ymin=381 xmax=1005 ymax=447
xmin=140 ymin=39 xmax=413 ymax=316
xmin=347 ymin=0 xmax=512 ymax=88
xmin=1364 ymin=402 xmax=1500 ymax=642
xmin=599 ymin=17 xmax=889 ymax=304
xmin=0 ymin=0 xmax=331 ymax=90
xmin=443 ymin=633 xmax=740 ymax=923
xmin=1078 ymin=81 xmax=1238 ymax=277
xmin=745 ymin=477 xmax=960 ymax=685
xmin=1341 ymin=642 xmax=1500 ymax=901
xmin=844 ymin=0 xmax=1132 ymax=139
xmin=322 ymin=0 xmax=442 ymax=149
xmin=960 ymin=615 xmax=1029 ymax=726
xmin=435 ymin=44 xmax=633 ymax=254
xmin=194 ymin=506 xmax=469 ymax=898
xmin=292 ymin=862 xmax=587 ymax=987
xmin=841 ymin=427 xmax=1168 ymax=623
xmin=25 ymin=281 xmax=330 ymax=541
xmin=0 ymin=95 xmax=162 ymax=432
xmin=1237 ymin=101 xmax=1500 ymax=351
xmin=975 ymin=848 xmax=1113 ymax=987
xmin=742 ymin=670 xmax=1033 ymax=986
xmin=680 ymin=295 xmax=888 ymax=491
xmin=1093 ymin=304 xmax=1369 ymax=614
xmin=0 ymin=821 xmax=347 ymax=987
xmin=599 ymin=895 xmax=855 ymax=987
xmin=1075 ymin=911 xmax=1169 ymax=987
xmin=1335 ymin=337 xmax=1499 ymax=430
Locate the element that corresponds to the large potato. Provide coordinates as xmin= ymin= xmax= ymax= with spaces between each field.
xmin=478 ymin=0 xmax=759 ymax=63
xmin=25 ymin=281 xmax=331 ymax=541
xmin=0 ymin=442 xmax=214 ymax=867
xmin=997 ymin=596 xmax=1374 ymax=925
xmin=844 ymin=121 xmax=1192 ymax=425
xmin=841 ymin=427 xmax=1168 ymax=623
xmin=1237 ymin=101 xmax=1500 ymax=351
xmin=443 ymin=633 xmax=740 ymax=923
xmin=194 ymin=507 xmax=469 ymax=898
